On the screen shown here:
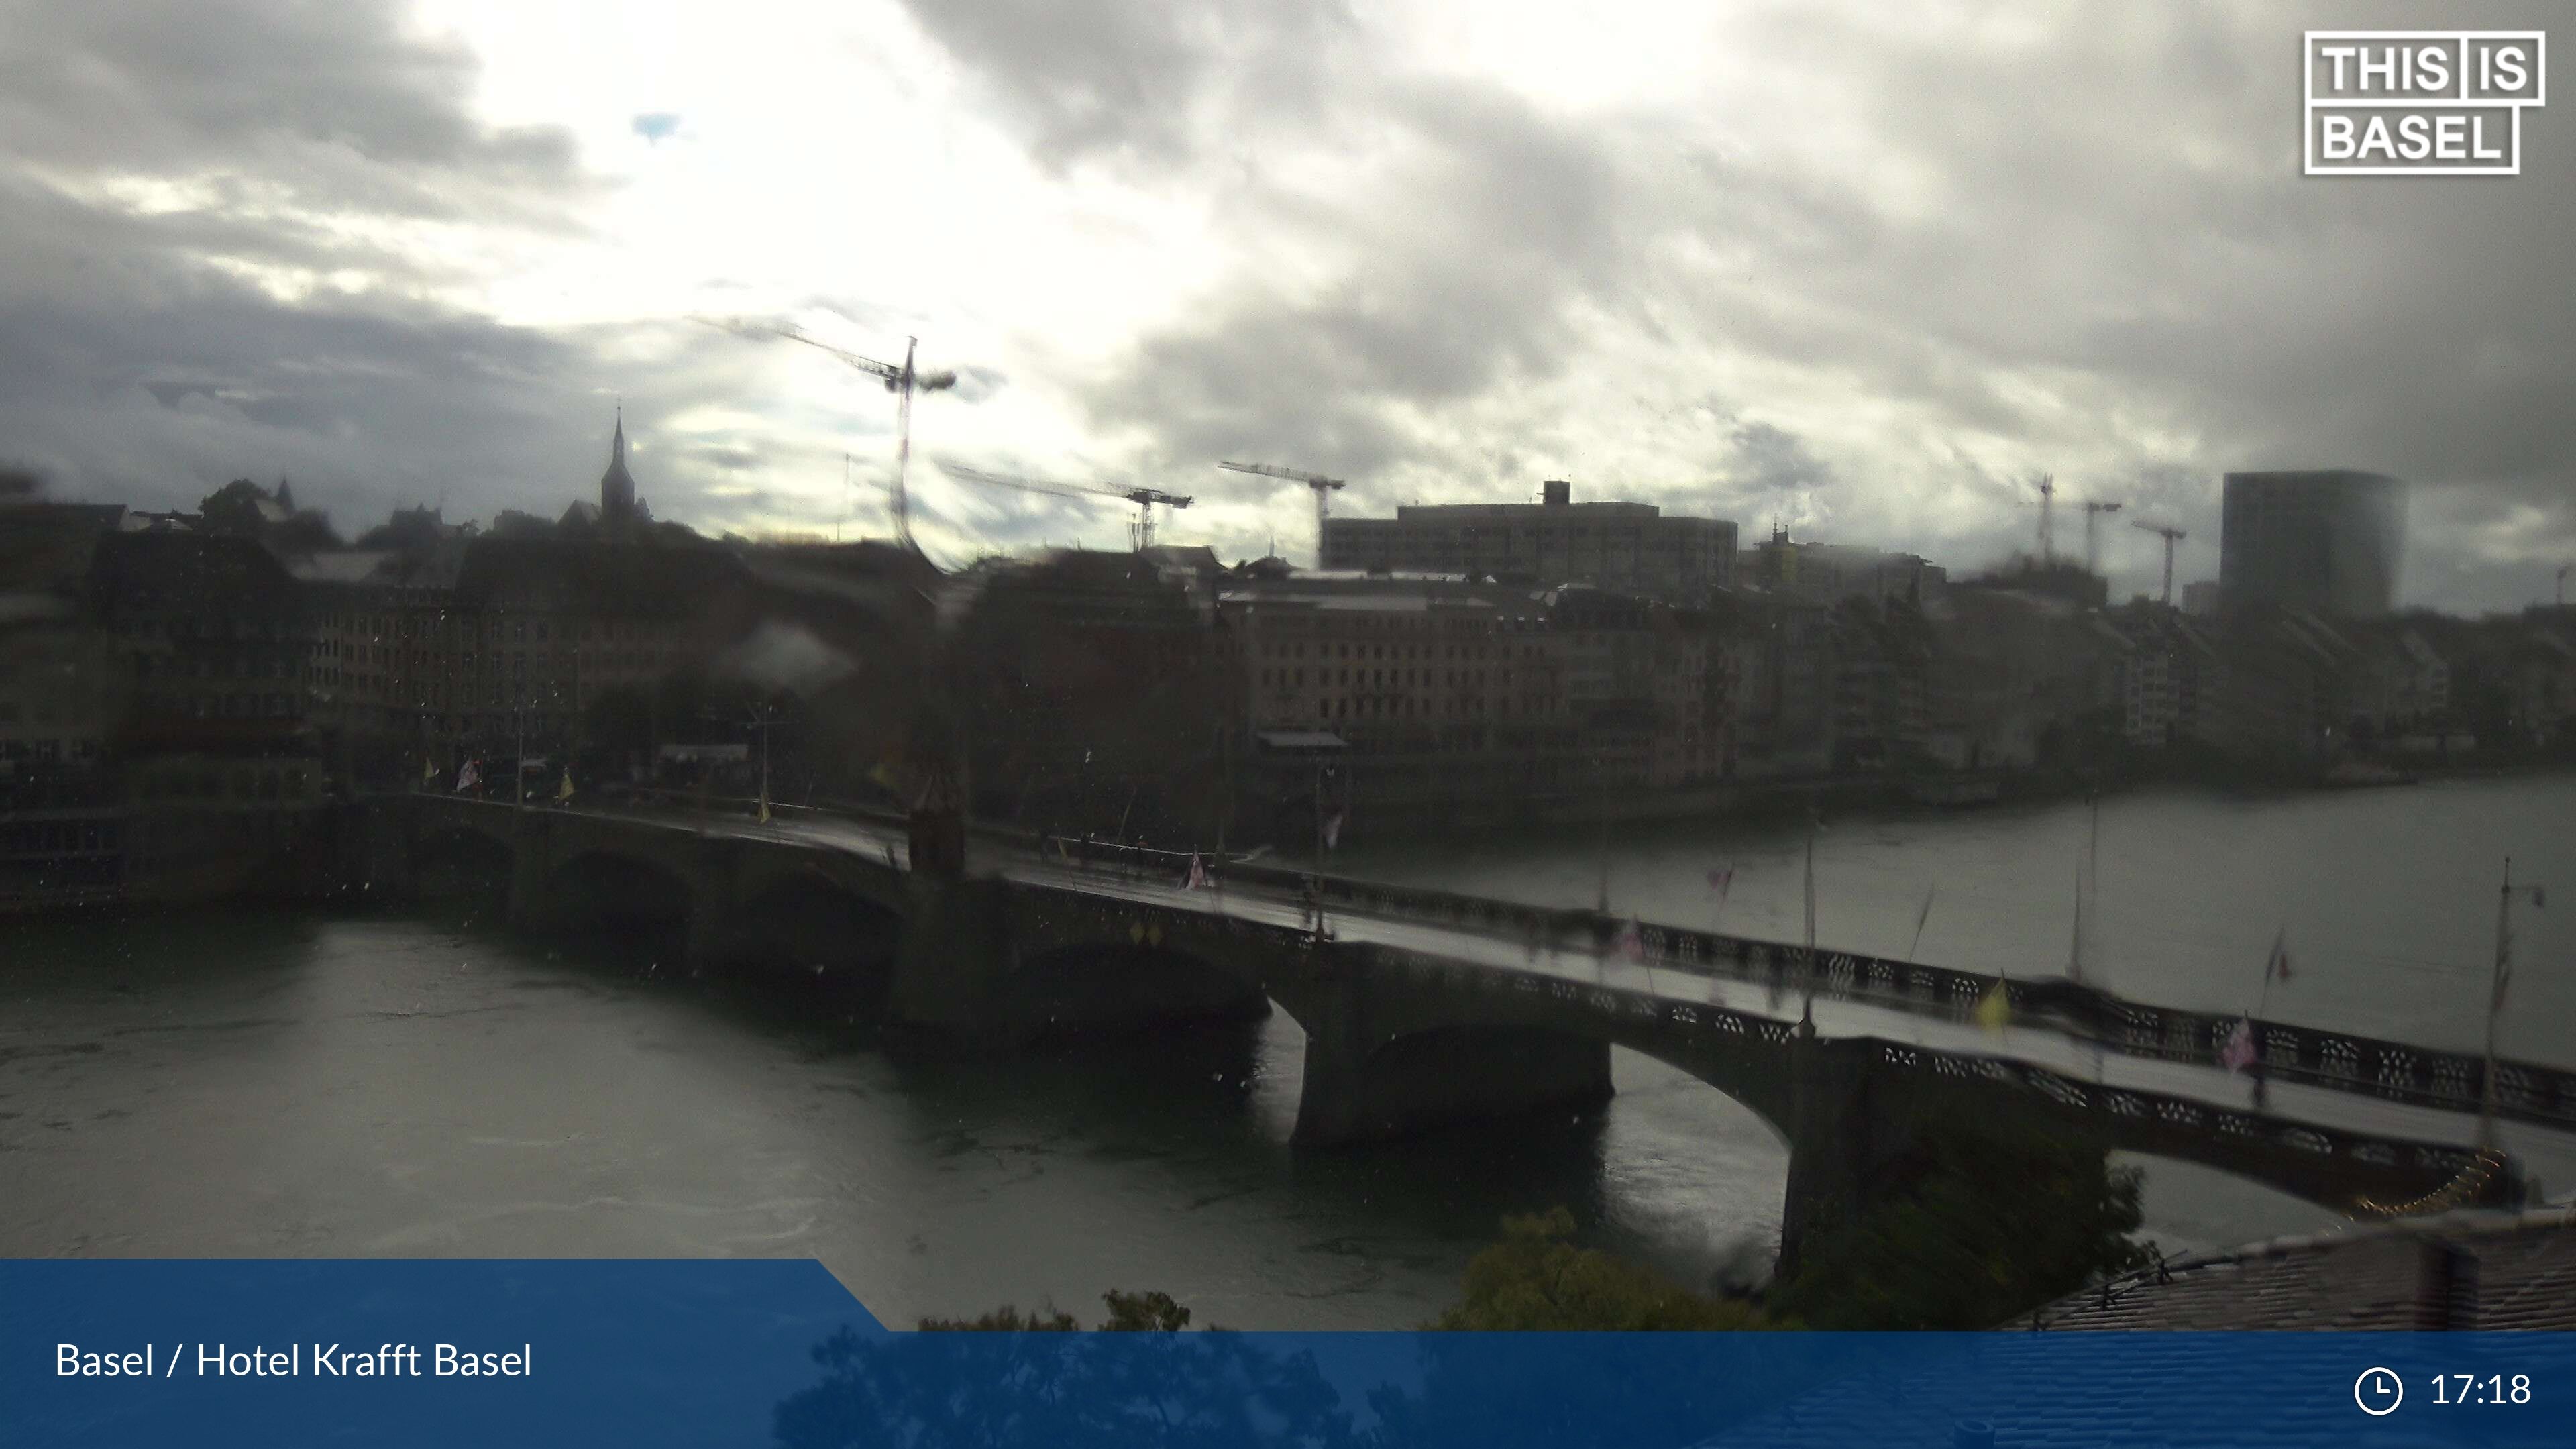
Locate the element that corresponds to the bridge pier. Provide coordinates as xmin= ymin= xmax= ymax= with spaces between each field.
xmin=504 ymin=816 xmax=553 ymax=932
xmin=342 ymin=799 xmax=418 ymax=901
xmin=1776 ymin=1028 xmax=1925 ymax=1278
xmin=1283 ymin=957 xmax=1615 ymax=1146
xmin=887 ymin=877 xmax=1022 ymax=1044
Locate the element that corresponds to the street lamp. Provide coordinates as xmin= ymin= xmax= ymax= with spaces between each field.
xmin=747 ymin=697 xmax=776 ymax=822
xmin=2483 ymin=857 xmax=2548 ymax=1152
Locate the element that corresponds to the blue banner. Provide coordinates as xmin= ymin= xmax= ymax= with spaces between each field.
xmin=7 ymin=1260 xmax=2575 ymax=1447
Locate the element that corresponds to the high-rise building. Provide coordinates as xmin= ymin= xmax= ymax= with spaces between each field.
xmin=2218 ymin=470 xmax=2405 ymax=617
xmin=1737 ymin=525 xmax=1946 ymax=607
xmin=1320 ymin=480 xmax=1735 ymax=602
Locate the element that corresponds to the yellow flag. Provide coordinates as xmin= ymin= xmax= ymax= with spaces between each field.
xmin=555 ymin=767 xmax=574 ymax=802
xmin=422 ymin=756 xmax=438 ymax=783
xmin=757 ymin=798 xmax=771 ymax=824
xmin=1976 ymin=981 xmax=2010 ymax=1034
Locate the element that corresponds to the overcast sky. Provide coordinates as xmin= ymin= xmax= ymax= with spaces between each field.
xmin=1 ymin=1 xmax=2567 ymax=610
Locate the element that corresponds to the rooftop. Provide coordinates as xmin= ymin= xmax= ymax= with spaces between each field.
xmin=1699 ymin=1208 xmax=2576 ymax=1449
xmin=2037 ymin=1205 xmax=2576 ymax=1332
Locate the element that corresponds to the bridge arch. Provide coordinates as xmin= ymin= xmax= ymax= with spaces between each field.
xmin=717 ymin=867 xmax=907 ymax=996
xmin=993 ymin=936 xmax=1270 ymax=1040
xmin=411 ymin=822 xmax=517 ymax=907
xmin=543 ymin=848 xmax=700 ymax=955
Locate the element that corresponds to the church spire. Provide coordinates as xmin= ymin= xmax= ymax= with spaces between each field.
xmin=600 ymin=404 xmax=637 ymax=522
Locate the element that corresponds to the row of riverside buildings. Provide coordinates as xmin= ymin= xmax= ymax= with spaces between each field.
xmin=0 ymin=432 xmax=943 ymax=904
xmin=9 ymin=446 xmax=2576 ymax=895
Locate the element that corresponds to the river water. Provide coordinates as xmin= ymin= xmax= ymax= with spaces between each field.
xmin=3 ymin=775 xmax=2569 ymax=1328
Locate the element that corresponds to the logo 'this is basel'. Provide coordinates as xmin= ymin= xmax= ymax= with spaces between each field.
xmin=2306 ymin=31 xmax=2547 ymax=174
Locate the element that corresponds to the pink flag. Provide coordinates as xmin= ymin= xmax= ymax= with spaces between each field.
xmin=1184 ymin=854 xmax=1210 ymax=890
xmin=2219 ymin=1016 xmax=2257 ymax=1075
xmin=2266 ymin=929 xmax=2292 ymax=983
xmin=1707 ymin=867 xmax=1734 ymax=898
xmin=1618 ymin=918 xmax=1644 ymax=961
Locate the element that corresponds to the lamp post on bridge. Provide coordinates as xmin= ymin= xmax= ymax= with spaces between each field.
xmin=2483 ymin=856 xmax=2548 ymax=1153
xmin=745 ymin=696 xmax=777 ymax=824
xmin=1310 ymin=760 xmax=1338 ymax=938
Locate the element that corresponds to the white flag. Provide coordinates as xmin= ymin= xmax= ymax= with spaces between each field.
xmin=1322 ymin=813 xmax=1344 ymax=851
xmin=454 ymin=760 xmax=480 ymax=793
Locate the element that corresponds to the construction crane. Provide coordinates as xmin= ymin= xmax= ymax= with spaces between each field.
xmin=2130 ymin=519 xmax=2188 ymax=605
xmin=1217 ymin=460 xmax=1345 ymax=564
xmin=2078 ymin=499 xmax=2124 ymax=575
xmin=700 ymin=317 xmax=959 ymax=549
xmin=2033 ymin=474 xmax=2057 ymax=566
xmin=938 ymin=462 xmax=1193 ymax=551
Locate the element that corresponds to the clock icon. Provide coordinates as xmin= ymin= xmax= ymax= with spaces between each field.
xmin=2355 ymin=1366 xmax=2405 ymax=1417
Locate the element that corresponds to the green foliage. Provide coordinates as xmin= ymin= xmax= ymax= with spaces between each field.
xmin=265 ymin=508 xmax=343 ymax=555
xmin=1099 ymin=1289 xmax=1193 ymax=1332
xmin=1767 ymin=1122 xmax=2151 ymax=1330
xmin=913 ymin=1289 xmax=1191 ymax=1334
xmin=1361 ymin=1212 xmax=1818 ymax=1449
xmin=1428 ymin=1208 xmax=1770 ymax=1331
xmin=917 ymin=1303 xmax=1081 ymax=1332
xmin=197 ymin=479 xmax=271 ymax=536
xmin=777 ymin=1290 xmax=1354 ymax=1449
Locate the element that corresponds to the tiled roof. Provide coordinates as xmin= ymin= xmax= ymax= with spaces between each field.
xmin=1698 ymin=1210 xmax=2576 ymax=1449
xmin=2038 ymin=1208 xmax=2576 ymax=1332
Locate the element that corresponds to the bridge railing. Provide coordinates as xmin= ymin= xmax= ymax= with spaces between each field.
xmin=1222 ymin=868 xmax=2576 ymax=1130
xmin=1030 ymin=835 xmax=1221 ymax=880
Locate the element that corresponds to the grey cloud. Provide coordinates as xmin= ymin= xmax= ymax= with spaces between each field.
xmin=7 ymin=0 xmax=2567 ymax=612
xmin=0 ymin=0 xmax=585 ymax=225
xmin=1676 ymin=3 xmax=2575 ymax=607
xmin=0 ymin=0 xmax=845 ymax=541
xmin=895 ymin=0 xmax=1354 ymax=172
xmin=1726 ymin=421 xmax=1835 ymax=515
xmin=945 ymin=366 xmax=1010 ymax=405
xmin=0 ymin=194 xmax=828 ymax=541
xmin=692 ymin=446 xmax=766 ymax=474
xmin=1079 ymin=75 xmax=1642 ymax=496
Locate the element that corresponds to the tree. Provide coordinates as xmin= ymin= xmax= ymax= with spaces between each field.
xmin=1428 ymin=1208 xmax=1768 ymax=1331
xmin=356 ymin=506 xmax=449 ymax=553
xmin=773 ymin=1291 xmax=1356 ymax=1449
xmin=266 ymin=508 xmax=343 ymax=555
xmin=1765 ymin=1120 xmax=2151 ymax=1330
xmin=1358 ymin=1211 xmax=1824 ymax=1449
xmin=914 ymin=1303 xmax=1081 ymax=1332
xmin=198 ymin=478 xmax=271 ymax=536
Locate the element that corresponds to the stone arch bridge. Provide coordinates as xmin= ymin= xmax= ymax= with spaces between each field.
xmin=378 ymin=795 xmax=2569 ymax=1265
